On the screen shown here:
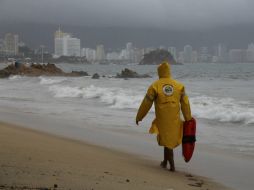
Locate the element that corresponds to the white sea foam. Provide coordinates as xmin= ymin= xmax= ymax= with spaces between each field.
xmin=49 ymin=84 xmax=143 ymax=109
xmin=191 ymin=96 xmax=254 ymax=124
xmin=82 ymin=85 xmax=143 ymax=109
xmin=48 ymin=83 xmax=254 ymax=124
xmin=39 ymin=77 xmax=67 ymax=85
xmin=49 ymin=85 xmax=83 ymax=98
xmin=8 ymin=75 xmax=24 ymax=80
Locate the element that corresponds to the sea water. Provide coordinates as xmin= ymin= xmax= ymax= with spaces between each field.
xmin=0 ymin=63 xmax=254 ymax=156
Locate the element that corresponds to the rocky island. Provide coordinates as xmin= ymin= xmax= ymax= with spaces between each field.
xmin=0 ymin=63 xmax=89 ymax=78
xmin=116 ymin=68 xmax=151 ymax=78
xmin=139 ymin=49 xmax=180 ymax=65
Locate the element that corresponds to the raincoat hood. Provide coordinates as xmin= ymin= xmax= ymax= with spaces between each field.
xmin=157 ymin=62 xmax=171 ymax=78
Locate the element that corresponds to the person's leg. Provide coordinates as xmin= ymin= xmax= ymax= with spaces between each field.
xmin=160 ymin=147 xmax=167 ymax=168
xmin=167 ymin=148 xmax=175 ymax=172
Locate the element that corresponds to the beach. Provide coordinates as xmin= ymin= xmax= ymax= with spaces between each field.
xmin=0 ymin=122 xmax=226 ymax=190
xmin=0 ymin=63 xmax=254 ymax=190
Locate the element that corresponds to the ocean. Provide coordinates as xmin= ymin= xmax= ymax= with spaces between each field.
xmin=0 ymin=62 xmax=253 ymax=156
xmin=1 ymin=62 xmax=254 ymax=189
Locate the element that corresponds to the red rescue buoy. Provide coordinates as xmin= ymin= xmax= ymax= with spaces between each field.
xmin=182 ymin=118 xmax=196 ymax=162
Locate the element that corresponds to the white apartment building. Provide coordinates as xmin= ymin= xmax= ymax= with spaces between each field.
xmin=107 ymin=52 xmax=120 ymax=60
xmin=183 ymin=45 xmax=193 ymax=63
xmin=54 ymin=29 xmax=80 ymax=57
xmin=126 ymin=42 xmax=134 ymax=61
xmin=229 ymin=49 xmax=245 ymax=63
xmin=168 ymin=47 xmax=177 ymax=60
xmin=246 ymin=43 xmax=254 ymax=62
xmin=81 ymin=48 xmax=96 ymax=61
xmin=3 ymin=33 xmax=19 ymax=55
xmin=217 ymin=44 xmax=228 ymax=62
xmin=96 ymin=45 xmax=106 ymax=60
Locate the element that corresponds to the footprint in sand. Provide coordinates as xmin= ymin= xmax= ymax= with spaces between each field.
xmin=186 ymin=174 xmax=204 ymax=188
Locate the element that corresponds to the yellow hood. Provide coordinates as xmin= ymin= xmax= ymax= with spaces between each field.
xmin=157 ymin=62 xmax=171 ymax=78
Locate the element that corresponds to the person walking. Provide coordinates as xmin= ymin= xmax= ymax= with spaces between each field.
xmin=136 ymin=61 xmax=192 ymax=171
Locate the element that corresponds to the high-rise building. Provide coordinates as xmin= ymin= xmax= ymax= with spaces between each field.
xmin=126 ymin=42 xmax=133 ymax=51
xmin=126 ymin=42 xmax=134 ymax=61
xmin=96 ymin=45 xmax=105 ymax=61
xmin=54 ymin=28 xmax=80 ymax=57
xmin=183 ymin=45 xmax=192 ymax=63
xmin=66 ymin=37 xmax=80 ymax=56
xmin=217 ymin=44 xmax=228 ymax=63
xmin=81 ymin=48 xmax=96 ymax=61
xmin=229 ymin=49 xmax=245 ymax=63
xmin=55 ymin=28 xmax=68 ymax=38
xmin=107 ymin=52 xmax=120 ymax=60
xmin=177 ymin=51 xmax=184 ymax=63
xmin=133 ymin=48 xmax=143 ymax=63
xmin=4 ymin=33 xmax=19 ymax=55
xmin=120 ymin=49 xmax=128 ymax=60
xmin=199 ymin=46 xmax=209 ymax=62
xmin=246 ymin=43 xmax=254 ymax=62
xmin=168 ymin=47 xmax=177 ymax=60
xmin=191 ymin=51 xmax=198 ymax=63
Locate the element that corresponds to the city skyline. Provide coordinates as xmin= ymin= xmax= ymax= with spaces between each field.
xmin=1 ymin=1 xmax=254 ymax=51
xmin=1 ymin=23 xmax=254 ymax=52
xmin=1 ymin=30 xmax=254 ymax=64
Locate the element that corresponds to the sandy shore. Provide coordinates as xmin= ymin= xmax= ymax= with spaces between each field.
xmin=0 ymin=122 xmax=228 ymax=190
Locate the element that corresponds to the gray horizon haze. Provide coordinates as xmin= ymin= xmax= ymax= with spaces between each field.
xmin=1 ymin=0 xmax=254 ymax=50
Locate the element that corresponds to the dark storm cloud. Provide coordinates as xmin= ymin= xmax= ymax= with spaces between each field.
xmin=1 ymin=0 xmax=254 ymax=30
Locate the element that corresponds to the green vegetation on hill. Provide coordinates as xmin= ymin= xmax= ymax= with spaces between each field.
xmin=139 ymin=49 xmax=178 ymax=65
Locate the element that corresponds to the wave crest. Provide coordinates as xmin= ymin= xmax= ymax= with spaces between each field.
xmin=49 ymin=84 xmax=143 ymax=109
xmin=48 ymin=84 xmax=254 ymax=125
xmin=191 ymin=96 xmax=254 ymax=124
xmin=39 ymin=77 xmax=67 ymax=85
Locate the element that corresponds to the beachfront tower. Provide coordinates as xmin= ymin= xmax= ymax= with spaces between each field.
xmin=96 ymin=45 xmax=106 ymax=61
xmin=4 ymin=33 xmax=19 ymax=56
xmin=168 ymin=47 xmax=177 ymax=60
xmin=54 ymin=28 xmax=80 ymax=57
xmin=183 ymin=45 xmax=192 ymax=63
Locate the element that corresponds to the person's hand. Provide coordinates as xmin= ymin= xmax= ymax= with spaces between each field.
xmin=136 ymin=119 xmax=139 ymax=126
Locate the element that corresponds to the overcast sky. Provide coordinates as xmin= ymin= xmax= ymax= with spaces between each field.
xmin=1 ymin=0 xmax=254 ymax=30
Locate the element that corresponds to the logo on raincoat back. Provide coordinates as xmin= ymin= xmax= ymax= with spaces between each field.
xmin=163 ymin=85 xmax=174 ymax=96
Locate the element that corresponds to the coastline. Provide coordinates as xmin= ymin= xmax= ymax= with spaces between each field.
xmin=1 ymin=107 xmax=254 ymax=190
xmin=0 ymin=63 xmax=253 ymax=190
xmin=0 ymin=121 xmax=227 ymax=190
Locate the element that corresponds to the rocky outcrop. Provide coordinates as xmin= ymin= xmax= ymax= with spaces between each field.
xmin=139 ymin=49 xmax=179 ymax=65
xmin=116 ymin=68 xmax=151 ymax=78
xmin=92 ymin=73 xmax=100 ymax=79
xmin=71 ymin=71 xmax=89 ymax=76
xmin=0 ymin=63 xmax=89 ymax=78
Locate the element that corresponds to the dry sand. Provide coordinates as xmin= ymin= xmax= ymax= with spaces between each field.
xmin=0 ymin=122 xmax=228 ymax=190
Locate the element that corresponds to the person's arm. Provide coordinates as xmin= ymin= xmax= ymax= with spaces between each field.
xmin=136 ymin=85 xmax=156 ymax=125
xmin=180 ymin=86 xmax=192 ymax=121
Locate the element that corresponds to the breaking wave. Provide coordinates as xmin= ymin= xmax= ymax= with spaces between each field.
xmin=191 ymin=96 xmax=254 ymax=125
xmin=39 ymin=77 xmax=67 ymax=85
xmin=8 ymin=75 xmax=25 ymax=80
xmin=48 ymin=84 xmax=254 ymax=125
xmin=49 ymin=84 xmax=143 ymax=109
xmin=49 ymin=85 xmax=83 ymax=98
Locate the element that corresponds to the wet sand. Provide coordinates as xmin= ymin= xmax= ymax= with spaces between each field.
xmin=0 ymin=122 xmax=228 ymax=190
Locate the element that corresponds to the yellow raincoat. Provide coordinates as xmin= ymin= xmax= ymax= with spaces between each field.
xmin=136 ymin=62 xmax=192 ymax=149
